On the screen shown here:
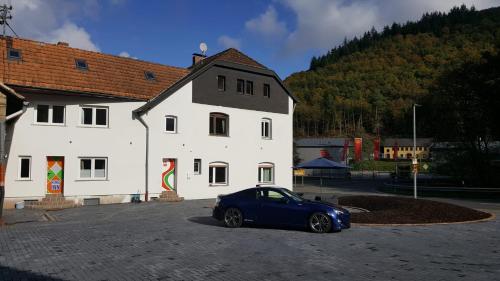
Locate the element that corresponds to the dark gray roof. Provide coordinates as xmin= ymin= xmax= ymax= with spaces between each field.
xmin=295 ymin=138 xmax=350 ymax=147
xmin=383 ymin=138 xmax=433 ymax=147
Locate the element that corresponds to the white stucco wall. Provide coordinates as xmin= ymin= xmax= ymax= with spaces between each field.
xmin=143 ymin=81 xmax=294 ymax=199
xmin=4 ymin=79 xmax=293 ymax=206
xmin=4 ymin=93 xmax=146 ymax=203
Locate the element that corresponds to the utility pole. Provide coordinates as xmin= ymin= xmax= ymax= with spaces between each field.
xmin=0 ymin=2 xmax=14 ymax=223
xmin=0 ymin=4 xmax=17 ymax=38
xmin=413 ymin=104 xmax=421 ymax=199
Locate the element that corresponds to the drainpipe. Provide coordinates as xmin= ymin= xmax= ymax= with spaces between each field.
xmin=0 ymin=101 xmax=29 ymax=220
xmin=135 ymin=113 xmax=149 ymax=202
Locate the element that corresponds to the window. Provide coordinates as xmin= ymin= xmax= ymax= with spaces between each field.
xmin=52 ymin=106 xmax=65 ymax=124
xmin=194 ymin=159 xmax=201 ymax=175
xmin=257 ymin=189 xmax=285 ymax=202
xmin=209 ymin=113 xmax=229 ymax=136
xmin=75 ymin=59 xmax=88 ymax=70
xmin=261 ymin=118 xmax=272 ymax=139
xmin=80 ymin=106 xmax=108 ymax=127
xmin=263 ymin=84 xmax=270 ymax=98
xmin=79 ymin=157 xmax=107 ymax=179
xmin=245 ymin=81 xmax=253 ymax=95
xmin=35 ymin=105 xmax=65 ymax=125
xmin=237 ymin=79 xmax=245 ymax=94
xmin=8 ymin=48 xmax=21 ymax=60
xmin=209 ymin=162 xmax=228 ymax=185
xmin=144 ymin=71 xmax=156 ymax=81
xmin=36 ymin=105 xmax=49 ymax=123
xmin=18 ymin=157 xmax=31 ymax=180
xmin=217 ymin=75 xmax=226 ymax=91
xmin=165 ymin=115 xmax=177 ymax=133
xmin=258 ymin=163 xmax=274 ymax=184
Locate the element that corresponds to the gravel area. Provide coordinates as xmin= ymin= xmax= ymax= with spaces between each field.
xmin=339 ymin=195 xmax=492 ymax=224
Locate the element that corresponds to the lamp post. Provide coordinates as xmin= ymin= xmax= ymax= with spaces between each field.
xmin=413 ymin=104 xmax=421 ymax=199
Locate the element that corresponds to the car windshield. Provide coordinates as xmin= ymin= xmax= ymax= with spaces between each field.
xmin=279 ymin=188 xmax=303 ymax=202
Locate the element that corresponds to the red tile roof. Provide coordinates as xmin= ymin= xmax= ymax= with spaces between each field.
xmin=0 ymin=37 xmax=270 ymax=101
xmin=0 ymin=37 xmax=190 ymax=101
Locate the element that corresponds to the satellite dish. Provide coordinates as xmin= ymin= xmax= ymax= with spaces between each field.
xmin=199 ymin=42 xmax=207 ymax=55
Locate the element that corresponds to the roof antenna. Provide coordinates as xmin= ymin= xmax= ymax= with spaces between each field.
xmin=0 ymin=3 xmax=18 ymax=37
xmin=199 ymin=42 xmax=207 ymax=56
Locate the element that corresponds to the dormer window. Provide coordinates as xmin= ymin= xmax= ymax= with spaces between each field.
xmin=145 ymin=71 xmax=156 ymax=81
xmin=237 ymin=79 xmax=244 ymax=94
xmin=217 ymin=75 xmax=226 ymax=91
xmin=8 ymin=48 xmax=21 ymax=60
xmin=264 ymin=84 xmax=270 ymax=98
xmin=75 ymin=59 xmax=88 ymax=70
xmin=245 ymin=81 xmax=253 ymax=95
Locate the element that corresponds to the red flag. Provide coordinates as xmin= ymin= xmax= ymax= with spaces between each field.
xmin=354 ymin=138 xmax=362 ymax=162
xmin=373 ymin=138 xmax=380 ymax=160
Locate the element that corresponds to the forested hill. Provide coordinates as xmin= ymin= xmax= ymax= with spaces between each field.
xmin=285 ymin=5 xmax=500 ymax=138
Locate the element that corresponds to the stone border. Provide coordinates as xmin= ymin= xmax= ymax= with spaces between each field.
xmin=350 ymin=211 xmax=496 ymax=227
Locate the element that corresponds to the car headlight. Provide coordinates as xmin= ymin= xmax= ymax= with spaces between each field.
xmin=334 ymin=209 xmax=344 ymax=215
xmin=214 ymin=196 xmax=221 ymax=207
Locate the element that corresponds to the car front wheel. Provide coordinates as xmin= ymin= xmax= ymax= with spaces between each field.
xmin=309 ymin=212 xmax=332 ymax=233
xmin=224 ymin=208 xmax=243 ymax=228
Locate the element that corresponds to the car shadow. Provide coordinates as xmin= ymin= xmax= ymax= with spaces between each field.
xmin=0 ymin=265 xmax=65 ymax=280
xmin=188 ymin=216 xmax=310 ymax=233
xmin=188 ymin=216 xmax=225 ymax=227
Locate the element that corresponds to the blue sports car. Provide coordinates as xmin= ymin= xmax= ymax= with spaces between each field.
xmin=212 ymin=187 xmax=350 ymax=233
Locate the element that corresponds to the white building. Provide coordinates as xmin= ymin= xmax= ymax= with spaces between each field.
xmin=0 ymin=37 xmax=295 ymax=208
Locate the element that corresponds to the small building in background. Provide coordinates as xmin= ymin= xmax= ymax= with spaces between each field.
xmin=295 ymin=138 xmax=351 ymax=164
xmin=383 ymin=138 xmax=432 ymax=160
xmin=295 ymin=138 xmax=352 ymax=178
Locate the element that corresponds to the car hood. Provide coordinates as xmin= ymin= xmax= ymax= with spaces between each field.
xmin=301 ymin=199 xmax=348 ymax=213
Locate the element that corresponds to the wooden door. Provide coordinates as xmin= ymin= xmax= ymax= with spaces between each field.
xmin=47 ymin=157 xmax=64 ymax=194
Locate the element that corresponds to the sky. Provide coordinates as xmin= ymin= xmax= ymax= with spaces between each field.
xmin=3 ymin=0 xmax=500 ymax=78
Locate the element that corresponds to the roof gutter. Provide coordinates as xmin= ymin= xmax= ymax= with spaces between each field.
xmin=6 ymin=101 xmax=30 ymax=121
xmin=134 ymin=112 xmax=149 ymax=202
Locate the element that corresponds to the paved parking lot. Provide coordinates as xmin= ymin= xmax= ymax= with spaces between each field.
xmin=1 ymin=197 xmax=499 ymax=281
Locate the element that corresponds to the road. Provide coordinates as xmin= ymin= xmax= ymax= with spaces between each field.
xmin=1 ymin=188 xmax=499 ymax=281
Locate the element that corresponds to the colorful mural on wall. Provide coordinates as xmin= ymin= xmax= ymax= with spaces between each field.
xmin=162 ymin=158 xmax=176 ymax=191
xmin=47 ymin=157 xmax=64 ymax=194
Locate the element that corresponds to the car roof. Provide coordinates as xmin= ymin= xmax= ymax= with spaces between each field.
xmin=241 ymin=186 xmax=285 ymax=192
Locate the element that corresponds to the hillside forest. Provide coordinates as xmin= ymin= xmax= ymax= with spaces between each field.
xmin=285 ymin=5 xmax=500 ymax=140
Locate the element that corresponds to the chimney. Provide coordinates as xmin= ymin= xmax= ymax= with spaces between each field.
xmin=192 ymin=53 xmax=206 ymax=66
xmin=57 ymin=41 xmax=69 ymax=47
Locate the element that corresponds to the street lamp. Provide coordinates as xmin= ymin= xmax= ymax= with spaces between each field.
xmin=413 ymin=104 xmax=421 ymax=199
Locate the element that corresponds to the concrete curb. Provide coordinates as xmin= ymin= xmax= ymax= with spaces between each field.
xmin=351 ymin=211 xmax=496 ymax=227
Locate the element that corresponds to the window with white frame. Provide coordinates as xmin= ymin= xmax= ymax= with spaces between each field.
xmin=261 ymin=118 xmax=272 ymax=139
xmin=209 ymin=162 xmax=228 ymax=185
xmin=35 ymin=104 xmax=65 ymax=125
xmin=79 ymin=157 xmax=107 ymax=179
xmin=18 ymin=156 xmax=31 ymax=180
xmin=258 ymin=163 xmax=274 ymax=184
xmin=80 ymin=106 xmax=108 ymax=127
xmin=194 ymin=158 xmax=201 ymax=175
xmin=165 ymin=115 xmax=177 ymax=133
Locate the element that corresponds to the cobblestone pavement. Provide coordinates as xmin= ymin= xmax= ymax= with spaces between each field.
xmin=1 ymin=199 xmax=499 ymax=281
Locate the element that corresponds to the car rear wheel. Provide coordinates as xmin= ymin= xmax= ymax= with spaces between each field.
xmin=224 ymin=208 xmax=243 ymax=228
xmin=309 ymin=212 xmax=332 ymax=233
